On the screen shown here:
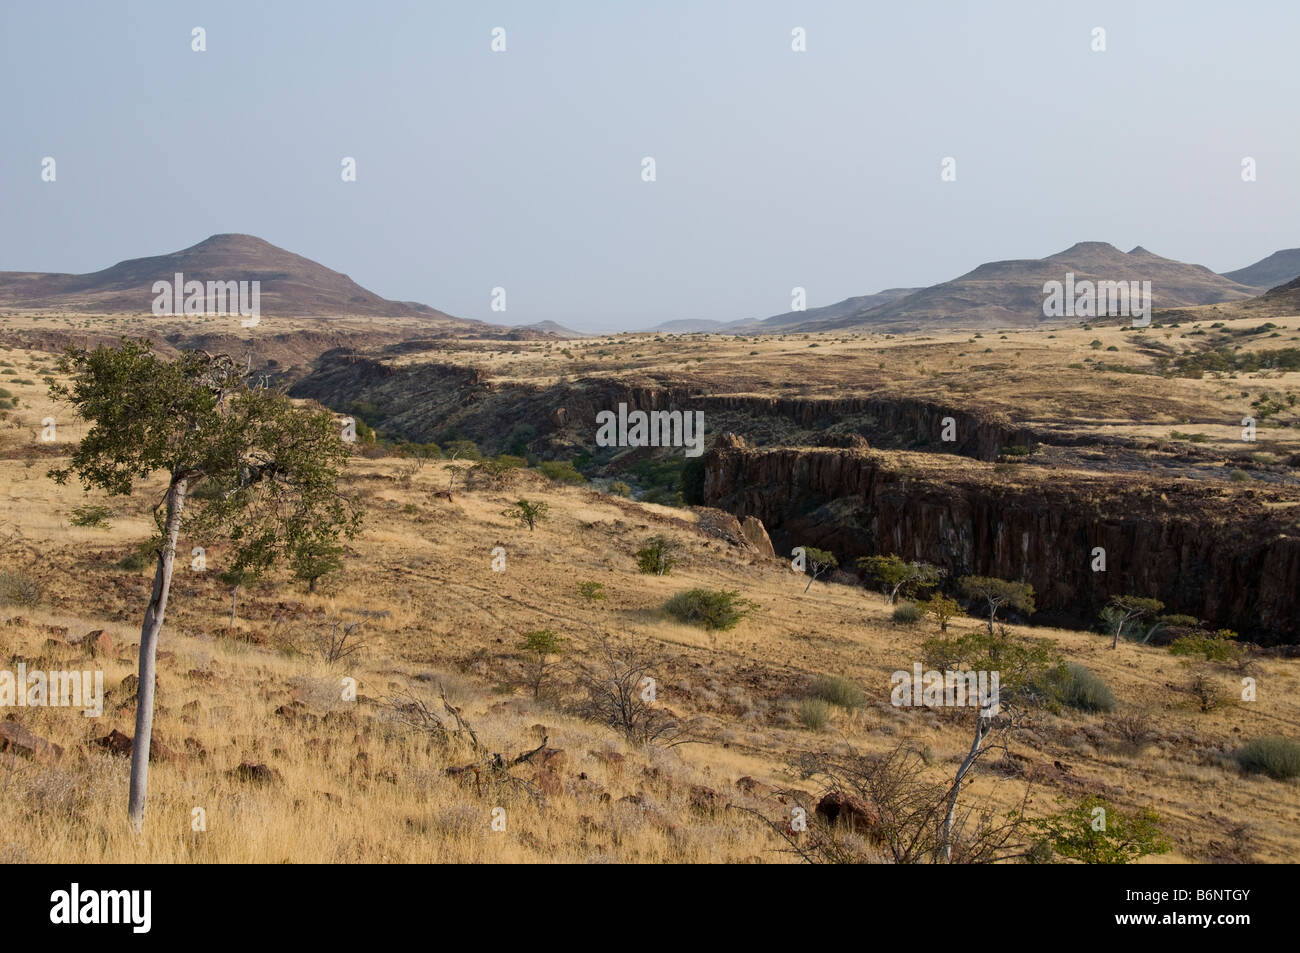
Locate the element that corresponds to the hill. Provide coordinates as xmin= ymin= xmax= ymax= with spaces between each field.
xmin=783 ymin=243 xmax=1257 ymax=332
xmin=0 ymin=234 xmax=474 ymax=322
xmin=1222 ymin=249 xmax=1300 ymax=290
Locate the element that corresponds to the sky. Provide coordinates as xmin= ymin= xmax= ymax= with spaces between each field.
xmin=2 ymin=0 xmax=1298 ymax=332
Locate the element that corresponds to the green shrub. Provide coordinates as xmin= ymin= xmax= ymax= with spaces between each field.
xmin=1169 ymin=629 xmax=1243 ymax=662
xmin=892 ymin=602 xmax=923 ymax=625
xmin=664 ymin=588 xmax=756 ymax=631
xmin=538 ymin=459 xmax=586 ymax=484
xmin=1236 ymin=736 xmax=1300 ymax=780
xmin=577 ymin=581 xmax=606 ymax=602
xmin=810 ymin=674 xmax=865 ymax=710
xmin=1053 ymin=662 xmax=1117 ymax=712
xmin=116 ymin=539 xmax=158 ymax=571
xmin=635 ymin=535 xmax=680 ymax=575
xmin=609 ymin=481 xmax=632 ymax=497
xmin=797 ymin=698 xmax=832 ymax=730
xmin=0 ymin=569 xmax=43 ymax=607
xmin=69 ymin=503 xmax=113 ymax=528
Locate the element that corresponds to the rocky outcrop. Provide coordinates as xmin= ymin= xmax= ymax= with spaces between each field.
xmin=703 ymin=446 xmax=1300 ymax=644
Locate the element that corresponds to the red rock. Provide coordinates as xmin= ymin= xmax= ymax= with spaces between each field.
xmin=0 ymin=721 xmax=63 ymax=761
xmin=815 ymin=791 xmax=884 ymax=841
xmin=228 ymin=762 xmax=280 ymax=785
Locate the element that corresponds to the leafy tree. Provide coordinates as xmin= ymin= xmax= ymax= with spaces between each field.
xmin=921 ymin=593 xmax=963 ymax=632
xmin=636 ymin=534 xmax=681 ymax=575
xmin=291 ymin=533 xmax=345 ymax=594
xmin=958 ymin=575 xmax=1036 ymax=634
xmin=47 ymin=340 xmax=361 ymax=832
xmin=1029 ymin=795 xmax=1171 ymax=864
xmin=502 ymin=498 xmax=549 ymax=531
xmin=800 ymin=547 xmax=838 ymax=594
xmin=858 ymin=554 xmax=944 ymax=604
xmin=517 ymin=628 xmax=564 ymax=700
xmin=1102 ymin=595 xmax=1164 ymax=649
xmin=923 ymin=627 xmax=1065 ymax=861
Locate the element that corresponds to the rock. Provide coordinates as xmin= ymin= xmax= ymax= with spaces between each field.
xmin=714 ymin=432 xmax=747 ymax=450
xmin=0 ymin=721 xmax=63 ymax=761
xmin=92 ymin=729 xmax=173 ymax=762
xmin=75 ymin=630 xmax=114 ymax=658
xmin=95 ymin=728 xmax=133 ymax=756
xmin=815 ymin=791 xmax=884 ymax=840
xmin=735 ymin=776 xmax=774 ymax=799
xmin=740 ymin=516 xmax=776 ymax=559
xmin=118 ymin=674 xmax=139 ymax=700
xmin=228 ymin=762 xmax=280 ymax=786
xmin=689 ymin=785 xmax=722 ymax=813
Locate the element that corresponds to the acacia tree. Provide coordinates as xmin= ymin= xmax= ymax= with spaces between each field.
xmin=923 ymin=627 xmax=1064 ymax=862
xmin=48 ymin=340 xmax=362 ymax=833
xmin=858 ymin=554 xmax=944 ymax=604
xmin=800 ymin=547 xmax=838 ymax=594
xmin=958 ymin=575 xmax=1036 ymax=635
xmin=502 ymin=499 xmax=549 ymax=531
xmin=1102 ymin=595 xmax=1164 ymax=649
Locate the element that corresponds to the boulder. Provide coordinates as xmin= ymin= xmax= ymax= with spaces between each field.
xmin=741 ymin=516 xmax=777 ymax=559
xmin=0 ymin=721 xmax=63 ymax=761
xmin=815 ymin=791 xmax=884 ymax=840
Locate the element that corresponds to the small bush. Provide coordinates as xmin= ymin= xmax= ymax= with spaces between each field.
xmin=892 ymin=602 xmax=923 ymax=625
xmin=69 ymin=504 xmax=113 ymax=529
xmin=609 ymin=481 xmax=632 ymax=497
xmin=577 ymin=581 xmax=606 ymax=602
xmin=664 ymin=588 xmax=756 ymax=631
xmin=635 ymin=535 xmax=680 ymax=575
xmin=810 ymin=674 xmax=865 ymax=710
xmin=538 ymin=459 xmax=586 ymax=484
xmin=1236 ymin=736 xmax=1300 ymax=780
xmin=116 ymin=539 xmax=158 ymax=572
xmin=1054 ymin=663 xmax=1117 ymax=712
xmin=1170 ymin=629 xmax=1243 ymax=662
xmin=797 ymin=698 xmax=832 ymax=730
xmin=0 ymin=569 xmax=43 ymax=607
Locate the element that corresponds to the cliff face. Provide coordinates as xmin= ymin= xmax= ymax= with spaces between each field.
xmin=703 ymin=446 xmax=1300 ymax=644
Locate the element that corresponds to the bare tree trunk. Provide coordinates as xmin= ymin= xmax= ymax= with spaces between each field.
xmin=803 ymin=575 xmax=813 ymax=594
xmin=309 ymin=576 xmax=318 ymax=595
xmin=942 ymin=713 xmax=990 ymax=862
xmin=228 ymin=587 xmax=238 ymax=627
xmin=128 ymin=476 xmax=187 ymax=833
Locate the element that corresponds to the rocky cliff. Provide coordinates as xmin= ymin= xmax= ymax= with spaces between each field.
xmin=703 ymin=446 xmax=1300 ymax=644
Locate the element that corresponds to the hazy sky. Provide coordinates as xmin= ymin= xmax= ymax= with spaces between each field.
xmin=2 ymin=1 xmax=1297 ymax=332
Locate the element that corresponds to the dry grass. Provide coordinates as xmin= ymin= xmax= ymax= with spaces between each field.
xmin=0 ymin=333 xmax=1298 ymax=863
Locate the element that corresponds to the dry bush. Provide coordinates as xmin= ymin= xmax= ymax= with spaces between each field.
xmin=573 ymin=638 xmax=687 ymax=747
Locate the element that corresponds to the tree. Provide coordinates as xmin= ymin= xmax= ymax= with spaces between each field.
xmin=1102 ymin=595 xmax=1164 ymax=649
xmin=48 ymin=340 xmax=361 ymax=833
xmin=471 ymin=455 xmax=524 ymax=490
xmin=923 ymin=627 xmax=1065 ymax=861
xmin=516 ymin=628 xmax=564 ymax=700
xmin=291 ymin=533 xmax=345 ymax=594
xmin=502 ymin=499 xmax=549 ymax=531
xmin=958 ymin=575 xmax=1036 ymax=635
xmin=635 ymin=535 xmax=681 ymax=575
xmin=921 ymin=593 xmax=963 ymax=632
xmin=858 ymin=554 xmax=944 ymax=604
xmin=800 ymin=547 xmax=838 ymax=594
xmin=1029 ymin=795 xmax=1171 ymax=864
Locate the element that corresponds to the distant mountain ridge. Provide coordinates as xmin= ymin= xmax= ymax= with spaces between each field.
xmin=792 ymin=242 xmax=1258 ymax=332
xmin=1222 ymin=248 xmax=1300 ymax=290
xmin=0 ymin=234 xmax=474 ymax=323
